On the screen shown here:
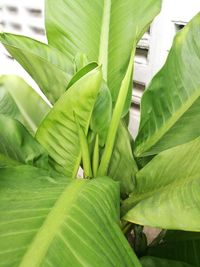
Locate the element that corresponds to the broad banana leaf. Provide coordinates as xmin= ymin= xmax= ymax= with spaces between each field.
xmin=0 ymin=115 xmax=49 ymax=169
xmin=0 ymin=165 xmax=141 ymax=267
xmin=135 ymin=13 xmax=200 ymax=157
xmin=108 ymin=122 xmax=138 ymax=197
xmin=0 ymin=33 xmax=74 ymax=103
xmin=36 ymin=66 xmax=102 ymax=178
xmin=0 ymin=75 xmax=50 ymax=134
xmin=140 ymin=256 xmax=194 ymax=267
xmin=148 ymin=231 xmax=200 ymax=267
xmin=122 ymin=136 xmax=200 ymax=231
xmin=45 ymin=0 xmax=162 ymax=111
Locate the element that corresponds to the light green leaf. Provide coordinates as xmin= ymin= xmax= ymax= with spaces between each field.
xmin=0 ymin=165 xmax=141 ymax=267
xmin=36 ymin=66 xmax=102 ymax=178
xmin=135 ymin=13 xmax=200 ymax=157
xmin=0 ymin=75 xmax=50 ymax=134
xmin=108 ymin=122 xmax=138 ymax=197
xmin=45 ymin=0 xmax=161 ymax=107
xmin=140 ymin=256 xmax=194 ymax=267
xmin=90 ymin=82 xmax=112 ymax=146
xmin=0 ymin=115 xmax=49 ymax=169
xmin=148 ymin=231 xmax=200 ymax=267
xmin=0 ymin=33 xmax=74 ymax=103
xmin=122 ymin=136 xmax=200 ymax=231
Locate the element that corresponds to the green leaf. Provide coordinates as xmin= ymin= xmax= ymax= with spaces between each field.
xmin=36 ymin=66 xmax=102 ymax=178
xmin=90 ymin=82 xmax=112 ymax=146
xmin=122 ymin=136 xmax=200 ymax=231
xmin=0 ymin=75 xmax=50 ymax=134
xmin=135 ymin=13 xmax=200 ymax=157
xmin=0 ymin=165 xmax=141 ymax=267
xmin=108 ymin=122 xmax=138 ymax=198
xmin=0 ymin=115 xmax=49 ymax=169
xmin=98 ymin=47 xmax=135 ymax=176
xmin=140 ymin=256 xmax=194 ymax=267
xmin=0 ymin=33 xmax=74 ymax=103
xmin=45 ymin=0 xmax=161 ymax=107
xmin=148 ymin=231 xmax=200 ymax=267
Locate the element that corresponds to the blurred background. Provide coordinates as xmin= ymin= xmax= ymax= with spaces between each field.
xmin=0 ymin=0 xmax=200 ymax=136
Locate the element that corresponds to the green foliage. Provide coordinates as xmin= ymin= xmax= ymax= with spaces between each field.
xmin=1 ymin=0 xmax=200 ymax=266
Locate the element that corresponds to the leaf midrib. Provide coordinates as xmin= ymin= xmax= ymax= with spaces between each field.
xmin=135 ymin=89 xmax=200 ymax=157
xmin=123 ymin=173 xmax=199 ymax=217
xmin=98 ymin=0 xmax=111 ymax=80
xmin=19 ymin=179 xmax=87 ymax=267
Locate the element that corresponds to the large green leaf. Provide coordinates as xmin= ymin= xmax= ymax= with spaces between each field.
xmin=36 ymin=66 xmax=102 ymax=178
xmin=122 ymin=136 xmax=200 ymax=231
xmin=108 ymin=122 xmax=138 ymax=197
xmin=0 ymin=33 xmax=74 ymax=103
xmin=45 ymin=0 xmax=161 ymax=107
xmin=140 ymin=256 xmax=194 ymax=267
xmin=148 ymin=231 xmax=200 ymax=267
xmin=0 ymin=75 xmax=50 ymax=134
xmin=135 ymin=13 xmax=200 ymax=157
xmin=0 ymin=115 xmax=49 ymax=169
xmin=0 ymin=165 xmax=141 ymax=267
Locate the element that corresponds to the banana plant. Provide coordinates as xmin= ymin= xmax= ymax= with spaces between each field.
xmin=1 ymin=0 xmax=200 ymax=266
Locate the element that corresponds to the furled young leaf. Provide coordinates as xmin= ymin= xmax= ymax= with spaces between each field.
xmin=36 ymin=66 xmax=102 ymax=178
xmin=45 ymin=0 xmax=161 ymax=108
xmin=122 ymin=136 xmax=200 ymax=231
xmin=0 ymin=115 xmax=49 ymax=169
xmin=0 ymin=165 xmax=141 ymax=267
xmin=0 ymin=33 xmax=74 ymax=103
xmin=140 ymin=256 xmax=194 ymax=267
xmin=0 ymin=75 xmax=50 ymax=134
xmin=90 ymin=82 xmax=112 ymax=146
xmin=108 ymin=122 xmax=138 ymax=198
xmin=148 ymin=231 xmax=200 ymax=267
xmin=135 ymin=13 xmax=200 ymax=157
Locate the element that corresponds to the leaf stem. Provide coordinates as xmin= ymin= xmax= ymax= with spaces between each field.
xmin=75 ymin=113 xmax=93 ymax=178
xmin=97 ymin=47 xmax=135 ymax=176
xmin=92 ymin=134 xmax=99 ymax=177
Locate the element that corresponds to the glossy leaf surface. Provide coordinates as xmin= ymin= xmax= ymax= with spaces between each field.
xmin=123 ymin=136 xmax=200 ymax=231
xmin=135 ymin=13 xmax=200 ymax=157
xmin=36 ymin=66 xmax=102 ymax=178
xmin=0 ymin=165 xmax=141 ymax=267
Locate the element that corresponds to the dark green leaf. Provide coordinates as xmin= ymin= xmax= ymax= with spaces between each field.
xmin=135 ymin=13 xmax=200 ymax=157
xmin=140 ymin=256 xmax=194 ymax=267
